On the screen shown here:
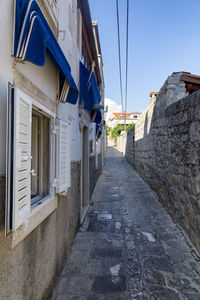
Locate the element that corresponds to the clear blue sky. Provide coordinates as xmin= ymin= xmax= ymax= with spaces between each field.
xmin=89 ymin=0 xmax=200 ymax=113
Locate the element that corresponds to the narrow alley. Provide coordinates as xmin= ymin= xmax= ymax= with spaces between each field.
xmin=51 ymin=147 xmax=200 ymax=300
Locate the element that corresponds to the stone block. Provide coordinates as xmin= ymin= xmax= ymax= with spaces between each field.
xmin=191 ymin=177 xmax=200 ymax=196
xmin=186 ymin=205 xmax=194 ymax=225
xmin=183 ymin=177 xmax=191 ymax=193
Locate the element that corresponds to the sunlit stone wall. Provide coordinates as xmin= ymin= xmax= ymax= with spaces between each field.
xmin=128 ymin=72 xmax=200 ymax=251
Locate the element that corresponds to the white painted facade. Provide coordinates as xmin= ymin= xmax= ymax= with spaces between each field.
xmin=107 ymin=112 xmax=142 ymax=129
xmin=0 ymin=1 xmax=13 ymax=175
xmin=0 ymin=0 xmax=104 ymax=242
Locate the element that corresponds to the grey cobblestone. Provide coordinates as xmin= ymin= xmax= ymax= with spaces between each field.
xmin=51 ymin=147 xmax=200 ymax=299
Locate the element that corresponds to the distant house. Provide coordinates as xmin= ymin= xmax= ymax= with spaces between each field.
xmin=107 ymin=112 xmax=142 ymax=128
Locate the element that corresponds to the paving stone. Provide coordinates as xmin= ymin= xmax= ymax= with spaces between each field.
xmin=126 ymin=241 xmax=135 ymax=250
xmin=127 ymin=250 xmax=138 ymax=262
xmin=55 ymin=274 xmax=93 ymax=296
xmin=182 ymin=293 xmax=200 ymax=300
xmin=92 ymin=275 xmax=126 ymax=293
xmin=87 ymin=291 xmax=130 ymax=300
xmin=139 ymin=242 xmax=166 ymax=257
xmin=97 ymin=213 xmax=112 ymax=220
xmin=63 ymin=258 xmax=102 ymax=276
xmin=87 ymin=220 xmax=116 ymax=233
xmin=54 ymin=294 xmax=85 ymax=300
xmin=95 ymin=259 xmax=125 ymax=276
xmin=91 ymin=248 xmax=122 ymax=259
xmin=148 ymin=286 xmax=180 ymax=300
xmin=125 ymin=233 xmax=135 ymax=241
xmin=132 ymin=295 xmax=148 ymax=300
xmin=68 ymin=249 xmax=90 ymax=263
xmin=143 ymin=256 xmax=174 ymax=273
xmin=126 ymin=261 xmax=140 ymax=278
xmin=143 ymin=269 xmax=165 ymax=286
xmin=95 ymin=237 xmax=124 ymax=249
xmin=128 ymin=278 xmax=144 ymax=296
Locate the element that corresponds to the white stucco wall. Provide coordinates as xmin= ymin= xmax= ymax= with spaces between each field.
xmin=89 ymin=123 xmax=96 ymax=141
xmin=16 ymin=56 xmax=58 ymax=101
xmin=0 ymin=0 xmax=86 ymax=168
xmin=58 ymin=0 xmax=81 ymax=162
xmin=0 ymin=0 xmax=13 ymax=175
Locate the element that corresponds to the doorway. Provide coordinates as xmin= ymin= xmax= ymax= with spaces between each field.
xmin=81 ymin=126 xmax=89 ymax=221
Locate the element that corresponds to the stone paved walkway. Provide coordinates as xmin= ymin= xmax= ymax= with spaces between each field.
xmin=51 ymin=147 xmax=200 ymax=300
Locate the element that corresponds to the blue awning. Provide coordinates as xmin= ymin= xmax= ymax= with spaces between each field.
xmin=94 ymin=109 xmax=102 ymax=125
xmin=95 ymin=110 xmax=102 ymax=138
xmin=80 ymin=62 xmax=101 ymax=112
xmin=96 ymin=124 xmax=100 ymax=135
xmin=14 ymin=0 xmax=78 ymax=104
xmin=96 ymin=124 xmax=102 ymax=139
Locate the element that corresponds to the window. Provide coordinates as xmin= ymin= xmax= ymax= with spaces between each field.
xmin=31 ymin=109 xmax=50 ymax=205
xmin=40 ymin=0 xmax=58 ymax=32
xmin=134 ymin=115 xmax=138 ymax=119
xmin=6 ymin=88 xmax=71 ymax=232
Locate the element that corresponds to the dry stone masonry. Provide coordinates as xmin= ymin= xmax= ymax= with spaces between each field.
xmin=126 ymin=72 xmax=200 ymax=251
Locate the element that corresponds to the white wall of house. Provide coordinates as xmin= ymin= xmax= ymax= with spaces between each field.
xmin=108 ymin=118 xmax=136 ymax=128
xmin=0 ymin=0 xmax=83 ymax=240
xmin=58 ymin=0 xmax=81 ymax=162
xmin=108 ymin=116 xmax=141 ymax=128
xmin=0 ymin=0 xmax=13 ymax=175
xmin=16 ymin=57 xmax=58 ymax=101
xmin=0 ymin=1 xmax=105 ymax=298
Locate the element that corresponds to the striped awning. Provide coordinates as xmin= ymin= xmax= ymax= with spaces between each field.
xmin=79 ymin=61 xmax=101 ymax=112
xmin=14 ymin=0 xmax=78 ymax=104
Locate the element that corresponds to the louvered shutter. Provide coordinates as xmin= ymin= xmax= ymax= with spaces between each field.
xmin=13 ymin=88 xmax=32 ymax=230
xmin=57 ymin=119 xmax=71 ymax=193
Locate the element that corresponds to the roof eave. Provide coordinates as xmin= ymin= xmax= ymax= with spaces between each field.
xmin=79 ymin=0 xmax=101 ymax=84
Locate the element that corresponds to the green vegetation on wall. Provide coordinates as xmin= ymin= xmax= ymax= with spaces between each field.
xmin=111 ymin=124 xmax=124 ymax=139
xmin=126 ymin=123 xmax=135 ymax=132
xmin=109 ymin=123 xmax=135 ymax=140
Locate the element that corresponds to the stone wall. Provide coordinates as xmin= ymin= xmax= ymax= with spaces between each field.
xmin=107 ymin=133 xmax=128 ymax=156
xmin=107 ymin=138 xmax=116 ymax=147
xmin=0 ymin=161 xmax=81 ymax=300
xmin=128 ymin=72 xmax=200 ymax=251
xmin=116 ymin=133 xmax=127 ymax=155
xmin=125 ymin=127 xmax=134 ymax=165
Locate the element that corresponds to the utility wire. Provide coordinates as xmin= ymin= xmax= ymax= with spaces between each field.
xmin=116 ymin=0 xmax=124 ymax=114
xmin=124 ymin=0 xmax=129 ymax=129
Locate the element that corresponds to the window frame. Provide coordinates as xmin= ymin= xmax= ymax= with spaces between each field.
xmin=30 ymin=99 xmax=56 ymax=210
xmin=6 ymin=88 xmax=73 ymax=247
xmin=31 ymin=106 xmax=54 ymax=209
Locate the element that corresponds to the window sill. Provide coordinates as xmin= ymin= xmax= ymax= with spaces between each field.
xmin=11 ymin=195 xmax=58 ymax=249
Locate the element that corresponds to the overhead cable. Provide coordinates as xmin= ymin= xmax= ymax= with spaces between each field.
xmin=124 ymin=0 xmax=129 ymax=128
xmin=116 ymin=0 xmax=124 ymax=113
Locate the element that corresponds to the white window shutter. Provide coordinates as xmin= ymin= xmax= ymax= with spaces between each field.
xmin=13 ymin=89 xmax=32 ymax=230
xmin=57 ymin=119 xmax=71 ymax=193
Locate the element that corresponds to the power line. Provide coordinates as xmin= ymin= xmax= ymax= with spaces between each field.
xmin=124 ymin=0 xmax=129 ymax=129
xmin=116 ymin=0 xmax=124 ymax=114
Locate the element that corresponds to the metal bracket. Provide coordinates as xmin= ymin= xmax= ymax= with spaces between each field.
xmin=51 ymin=178 xmax=58 ymax=188
xmin=52 ymin=125 xmax=59 ymax=135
